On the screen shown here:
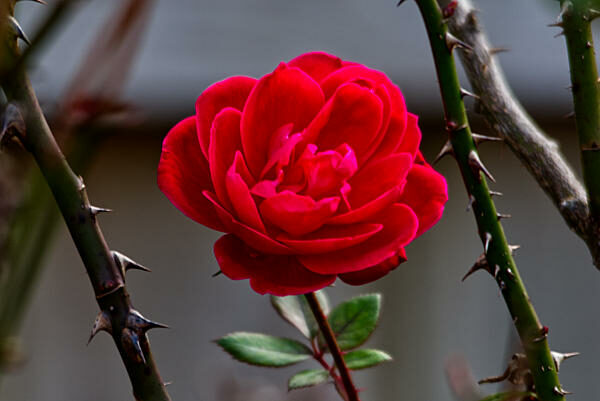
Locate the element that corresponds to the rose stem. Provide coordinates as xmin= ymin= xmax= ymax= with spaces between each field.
xmin=304 ymin=292 xmax=360 ymax=401
xmin=559 ymin=1 xmax=600 ymax=241
xmin=0 ymin=12 xmax=172 ymax=401
xmin=413 ymin=0 xmax=566 ymax=400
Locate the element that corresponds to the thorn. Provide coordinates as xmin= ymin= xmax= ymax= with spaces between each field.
xmin=497 ymin=213 xmax=511 ymax=220
xmin=489 ymin=190 xmax=503 ymax=197
xmin=127 ymin=309 xmax=169 ymax=333
xmin=17 ymin=0 xmax=47 ymax=3
xmin=433 ymin=140 xmax=454 ymax=164
xmin=554 ymin=30 xmax=565 ymax=38
xmin=396 ymin=0 xmax=406 ymax=6
xmin=112 ymin=251 xmax=151 ymax=274
xmin=472 ymin=133 xmax=503 ymax=146
xmin=468 ymin=150 xmax=496 ymax=182
xmin=533 ymin=326 xmax=549 ymax=343
xmin=7 ymin=16 xmax=30 ymax=45
xmin=509 ymin=244 xmax=521 ymax=254
xmin=563 ymin=111 xmax=575 ymax=119
xmin=460 ymin=88 xmax=479 ymax=99
xmin=479 ymin=353 xmax=530 ymax=386
xmin=589 ymin=9 xmax=600 ymax=21
xmin=547 ymin=22 xmax=564 ymax=28
xmin=121 ymin=328 xmax=146 ymax=365
xmin=553 ymin=386 xmax=573 ymax=396
xmin=445 ymin=32 xmax=472 ymax=53
xmin=0 ymin=103 xmax=25 ymax=145
xmin=488 ymin=47 xmax=509 ymax=55
xmin=484 ymin=232 xmax=492 ymax=253
xmin=551 ymin=351 xmax=579 ymax=372
xmin=212 ymin=270 xmax=222 ymax=277
xmin=466 ymin=194 xmax=475 ymax=211
xmin=87 ymin=311 xmax=112 ymax=345
xmin=164 ymin=381 xmax=173 ymax=387
xmin=462 ymin=252 xmax=491 ymax=281
xmin=89 ymin=206 xmax=112 ymax=216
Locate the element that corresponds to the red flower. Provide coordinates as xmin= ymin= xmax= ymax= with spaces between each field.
xmin=158 ymin=52 xmax=447 ymax=296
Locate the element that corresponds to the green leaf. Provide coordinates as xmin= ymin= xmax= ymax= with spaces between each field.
xmin=271 ymin=290 xmax=330 ymax=339
xmin=343 ymin=349 xmax=392 ymax=370
xmin=321 ymin=293 xmax=381 ymax=351
xmin=216 ymin=332 xmax=312 ymax=367
xmin=478 ymin=391 xmax=536 ymax=401
xmin=288 ymin=369 xmax=330 ymax=390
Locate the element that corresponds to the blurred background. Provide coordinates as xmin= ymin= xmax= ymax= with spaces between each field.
xmin=1 ymin=0 xmax=599 ymax=400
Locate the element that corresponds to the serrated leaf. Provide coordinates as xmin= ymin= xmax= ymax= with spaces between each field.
xmin=321 ymin=293 xmax=381 ymax=351
xmin=271 ymin=290 xmax=330 ymax=339
xmin=343 ymin=349 xmax=392 ymax=370
xmin=288 ymin=369 xmax=330 ymax=390
xmin=216 ymin=332 xmax=312 ymax=367
xmin=478 ymin=391 xmax=536 ymax=401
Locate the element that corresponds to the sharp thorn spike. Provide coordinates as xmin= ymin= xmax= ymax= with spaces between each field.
xmin=509 ymin=244 xmax=521 ymax=254
xmin=488 ymin=47 xmax=509 ymax=55
xmin=489 ymin=190 xmax=503 ymax=197
xmin=396 ymin=0 xmax=407 ymax=6
xmin=551 ymin=351 xmax=580 ymax=372
xmin=112 ymin=251 xmax=151 ymax=274
xmin=7 ymin=16 xmax=30 ymax=45
xmin=497 ymin=213 xmax=511 ymax=220
xmin=164 ymin=381 xmax=173 ymax=387
xmin=588 ymin=9 xmax=600 ymax=21
xmin=466 ymin=195 xmax=475 ymax=212
xmin=445 ymin=32 xmax=472 ymax=52
xmin=127 ymin=309 xmax=169 ymax=332
xmin=462 ymin=252 xmax=490 ymax=281
xmin=554 ymin=30 xmax=565 ymax=38
xmin=433 ymin=140 xmax=454 ymax=165
xmin=87 ymin=311 xmax=112 ymax=345
xmin=17 ymin=0 xmax=47 ymax=3
xmin=468 ymin=150 xmax=496 ymax=182
xmin=212 ymin=270 xmax=222 ymax=277
xmin=547 ymin=21 xmax=564 ymax=28
xmin=484 ymin=232 xmax=492 ymax=253
xmin=472 ymin=133 xmax=503 ymax=146
xmin=122 ymin=328 xmax=146 ymax=365
xmin=90 ymin=206 xmax=112 ymax=216
xmin=553 ymin=386 xmax=572 ymax=396
xmin=460 ymin=87 xmax=479 ymax=99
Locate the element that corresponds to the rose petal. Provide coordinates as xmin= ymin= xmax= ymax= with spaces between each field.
xmin=260 ymin=191 xmax=340 ymax=236
xmin=299 ymin=203 xmax=418 ymax=274
xmin=370 ymin=111 xmax=408 ymax=160
xmin=328 ymin=185 xmax=403 ymax=224
xmin=347 ymin=153 xmax=412 ymax=208
xmin=277 ymin=223 xmax=382 ymax=254
xmin=339 ymin=248 xmax=407 ymax=285
xmin=288 ymin=51 xmax=344 ymax=82
xmin=241 ymin=63 xmax=324 ymax=177
xmin=204 ymin=190 xmax=293 ymax=254
xmin=158 ymin=116 xmax=225 ymax=231
xmin=196 ymin=76 xmax=257 ymax=158
xmin=399 ymin=164 xmax=448 ymax=236
xmin=208 ymin=107 xmax=243 ymax=210
xmin=214 ymin=234 xmax=336 ymax=295
xmin=226 ymin=152 xmax=266 ymax=233
xmin=303 ymin=82 xmax=383 ymax=163
xmin=396 ymin=113 xmax=421 ymax=160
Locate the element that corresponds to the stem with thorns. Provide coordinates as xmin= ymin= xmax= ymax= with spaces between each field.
xmin=559 ymin=0 xmax=600 ymax=242
xmin=1 ymin=35 xmax=171 ymax=401
xmin=413 ymin=1 xmax=565 ymax=400
xmin=304 ymin=292 xmax=360 ymax=401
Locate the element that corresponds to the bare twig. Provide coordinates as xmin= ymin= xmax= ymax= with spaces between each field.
xmin=445 ymin=0 xmax=600 ymax=267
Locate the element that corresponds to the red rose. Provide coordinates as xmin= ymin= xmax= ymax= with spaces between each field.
xmin=158 ymin=52 xmax=447 ymax=296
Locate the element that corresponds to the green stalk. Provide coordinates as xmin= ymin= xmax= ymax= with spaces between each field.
xmin=304 ymin=292 xmax=360 ymax=401
xmin=560 ymin=0 xmax=600 ymax=231
xmin=414 ymin=1 xmax=565 ymax=400
xmin=1 ymin=36 xmax=171 ymax=401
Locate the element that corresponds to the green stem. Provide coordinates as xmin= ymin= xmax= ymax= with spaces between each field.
xmin=560 ymin=1 xmax=600 ymax=231
xmin=1 ymin=44 xmax=171 ymax=401
xmin=304 ymin=292 xmax=360 ymax=401
xmin=414 ymin=1 xmax=565 ymax=400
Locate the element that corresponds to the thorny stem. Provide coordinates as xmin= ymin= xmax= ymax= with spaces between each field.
xmin=304 ymin=292 xmax=360 ymax=401
xmin=444 ymin=0 xmax=599 ymax=267
xmin=414 ymin=1 xmax=565 ymax=400
xmin=560 ymin=0 xmax=600 ymax=242
xmin=1 ymin=31 xmax=171 ymax=401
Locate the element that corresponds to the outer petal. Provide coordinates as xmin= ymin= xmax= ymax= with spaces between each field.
xmin=398 ymin=164 xmax=448 ymax=236
xmin=226 ymin=152 xmax=266 ymax=233
xmin=158 ymin=116 xmax=225 ymax=231
xmin=215 ymin=234 xmax=336 ymax=295
xmin=208 ymin=107 xmax=243 ymax=210
xmin=299 ymin=203 xmax=418 ymax=274
xmin=370 ymin=113 xmax=407 ymax=160
xmin=204 ymin=191 xmax=293 ymax=254
xmin=277 ymin=223 xmax=383 ymax=254
xmin=260 ymin=191 xmax=340 ymax=236
xmin=328 ymin=185 xmax=403 ymax=225
xmin=241 ymin=63 xmax=324 ymax=177
xmin=288 ymin=51 xmax=344 ymax=82
xmin=339 ymin=248 xmax=407 ymax=285
xmin=196 ymin=76 xmax=257 ymax=158
xmin=395 ymin=113 xmax=422 ymax=161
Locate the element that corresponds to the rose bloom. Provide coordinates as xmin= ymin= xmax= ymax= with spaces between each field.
xmin=158 ymin=52 xmax=447 ymax=296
